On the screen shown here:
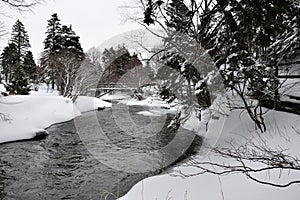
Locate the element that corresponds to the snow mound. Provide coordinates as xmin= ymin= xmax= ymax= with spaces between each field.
xmin=75 ymin=96 xmax=112 ymax=113
xmin=100 ymin=92 xmax=131 ymax=101
xmin=0 ymin=95 xmax=81 ymax=144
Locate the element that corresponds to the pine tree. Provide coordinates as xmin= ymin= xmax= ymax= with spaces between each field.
xmin=5 ymin=64 xmax=30 ymax=95
xmin=1 ymin=20 xmax=33 ymax=94
xmin=23 ymin=51 xmax=37 ymax=80
xmin=10 ymin=20 xmax=30 ymax=64
xmin=96 ymin=45 xmax=142 ymax=96
xmin=43 ymin=13 xmax=62 ymax=53
xmin=0 ymin=43 xmax=18 ymax=82
xmin=52 ymin=25 xmax=84 ymax=96
xmin=59 ymin=25 xmax=84 ymax=60
xmin=40 ymin=14 xmax=84 ymax=96
xmin=40 ymin=13 xmax=62 ymax=89
xmin=100 ymin=45 xmax=133 ymax=81
xmin=142 ymin=0 xmax=300 ymax=131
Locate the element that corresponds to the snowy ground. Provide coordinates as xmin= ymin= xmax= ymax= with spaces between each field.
xmin=0 ymin=84 xmax=111 ymax=144
xmin=0 ymin=84 xmax=6 ymax=94
xmin=120 ymin=108 xmax=300 ymax=200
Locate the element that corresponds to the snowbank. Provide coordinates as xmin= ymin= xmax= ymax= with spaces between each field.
xmin=0 ymin=84 xmax=112 ymax=144
xmin=100 ymin=92 xmax=131 ymax=101
xmin=120 ymin=109 xmax=300 ymax=200
xmin=120 ymin=96 xmax=179 ymax=109
xmin=75 ymin=96 xmax=112 ymax=113
xmin=0 ymin=95 xmax=80 ymax=144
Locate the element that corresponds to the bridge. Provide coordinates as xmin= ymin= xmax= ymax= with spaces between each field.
xmin=86 ymin=83 xmax=158 ymax=97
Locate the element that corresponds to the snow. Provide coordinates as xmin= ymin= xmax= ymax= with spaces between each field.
xmin=0 ymin=85 xmax=112 ymax=144
xmin=100 ymin=92 xmax=131 ymax=101
xmin=225 ymin=5 xmax=232 ymax=11
xmin=29 ymin=85 xmax=60 ymax=96
xmin=75 ymin=96 xmax=111 ymax=113
xmin=120 ymin=108 xmax=300 ymax=200
xmin=0 ymin=84 xmax=6 ymax=93
xmin=120 ymin=96 xmax=178 ymax=110
xmin=136 ymin=108 xmax=177 ymax=117
xmin=0 ymin=95 xmax=80 ymax=144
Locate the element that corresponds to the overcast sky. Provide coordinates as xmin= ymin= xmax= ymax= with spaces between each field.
xmin=0 ymin=0 xmax=141 ymax=61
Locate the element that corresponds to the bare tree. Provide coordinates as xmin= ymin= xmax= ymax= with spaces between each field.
xmin=52 ymin=52 xmax=82 ymax=98
xmin=73 ymin=51 xmax=102 ymax=98
xmin=175 ymin=133 xmax=300 ymax=188
xmin=1 ymin=0 xmax=43 ymax=11
xmin=0 ymin=21 xmax=6 ymax=39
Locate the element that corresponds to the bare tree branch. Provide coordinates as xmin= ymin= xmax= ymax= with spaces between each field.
xmin=1 ymin=0 xmax=44 ymax=11
xmin=0 ymin=21 xmax=7 ymax=39
xmin=174 ymin=136 xmax=300 ymax=188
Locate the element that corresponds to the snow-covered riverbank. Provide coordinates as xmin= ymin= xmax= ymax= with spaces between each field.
xmin=0 ymin=85 xmax=111 ymax=144
xmin=119 ymin=108 xmax=300 ymax=200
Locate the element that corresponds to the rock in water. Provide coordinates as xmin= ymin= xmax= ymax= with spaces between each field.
xmin=33 ymin=130 xmax=49 ymax=140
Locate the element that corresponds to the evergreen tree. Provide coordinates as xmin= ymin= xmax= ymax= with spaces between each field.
xmin=1 ymin=20 xmax=33 ymax=94
xmin=52 ymin=25 xmax=84 ymax=96
xmin=23 ymin=51 xmax=37 ymax=80
xmin=0 ymin=43 xmax=18 ymax=82
xmin=59 ymin=25 xmax=84 ymax=60
xmin=10 ymin=20 xmax=30 ymax=63
xmin=40 ymin=13 xmax=62 ymax=89
xmin=5 ymin=64 xmax=30 ymax=95
xmin=142 ymin=0 xmax=300 ymax=131
xmin=40 ymin=14 xmax=84 ymax=96
xmin=43 ymin=13 xmax=62 ymax=53
xmin=96 ymin=45 xmax=142 ymax=96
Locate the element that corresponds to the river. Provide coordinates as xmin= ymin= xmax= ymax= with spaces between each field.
xmin=0 ymin=105 xmax=202 ymax=200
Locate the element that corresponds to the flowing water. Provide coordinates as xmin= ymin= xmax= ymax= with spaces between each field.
xmin=0 ymin=105 xmax=202 ymax=200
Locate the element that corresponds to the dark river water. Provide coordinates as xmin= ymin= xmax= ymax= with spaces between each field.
xmin=0 ymin=105 xmax=202 ymax=200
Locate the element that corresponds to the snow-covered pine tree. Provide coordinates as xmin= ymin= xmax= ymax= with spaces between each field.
xmin=0 ymin=43 xmax=18 ymax=82
xmin=51 ymin=25 xmax=84 ymax=96
xmin=40 ymin=13 xmax=62 ymax=89
xmin=267 ymin=2 xmax=300 ymax=63
xmin=59 ymin=25 xmax=84 ymax=59
xmin=142 ymin=0 xmax=299 ymax=132
xmin=96 ymin=45 xmax=142 ymax=97
xmin=23 ymin=51 xmax=37 ymax=80
xmin=2 ymin=20 xmax=32 ymax=95
xmin=205 ymin=0 xmax=298 ymax=126
xmin=5 ymin=64 xmax=30 ymax=95
xmin=10 ymin=20 xmax=30 ymax=64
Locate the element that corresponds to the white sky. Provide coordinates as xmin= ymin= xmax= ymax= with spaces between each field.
xmin=0 ymin=0 xmax=141 ymax=61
